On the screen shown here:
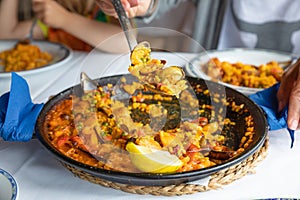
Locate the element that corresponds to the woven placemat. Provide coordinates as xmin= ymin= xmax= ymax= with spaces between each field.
xmin=63 ymin=137 xmax=269 ymax=196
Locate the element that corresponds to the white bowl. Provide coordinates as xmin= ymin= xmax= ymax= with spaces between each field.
xmin=185 ymin=48 xmax=293 ymax=95
xmin=0 ymin=168 xmax=18 ymax=200
xmin=0 ymin=39 xmax=73 ymax=96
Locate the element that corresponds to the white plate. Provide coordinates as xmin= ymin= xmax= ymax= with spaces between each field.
xmin=0 ymin=168 xmax=18 ymax=200
xmin=0 ymin=39 xmax=73 ymax=95
xmin=185 ymin=48 xmax=294 ymax=95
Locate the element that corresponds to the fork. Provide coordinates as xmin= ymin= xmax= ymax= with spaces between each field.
xmin=278 ymin=57 xmax=298 ymax=72
xmin=18 ymin=18 xmax=37 ymax=45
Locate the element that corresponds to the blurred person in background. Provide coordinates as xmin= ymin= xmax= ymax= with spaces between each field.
xmin=97 ymin=0 xmax=300 ymax=131
xmin=0 ymin=0 xmax=129 ymax=53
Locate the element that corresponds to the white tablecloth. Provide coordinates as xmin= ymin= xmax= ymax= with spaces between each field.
xmin=1 ymin=50 xmax=300 ymax=200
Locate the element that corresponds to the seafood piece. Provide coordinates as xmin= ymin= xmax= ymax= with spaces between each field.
xmin=130 ymin=41 xmax=152 ymax=66
xmin=128 ymin=42 xmax=187 ymax=96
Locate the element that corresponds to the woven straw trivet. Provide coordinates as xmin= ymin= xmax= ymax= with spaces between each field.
xmin=62 ymin=137 xmax=269 ymax=196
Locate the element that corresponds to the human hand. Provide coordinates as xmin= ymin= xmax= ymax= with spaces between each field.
xmin=32 ymin=0 xmax=71 ymax=29
xmin=277 ymin=58 xmax=300 ymax=130
xmin=95 ymin=0 xmax=152 ymax=18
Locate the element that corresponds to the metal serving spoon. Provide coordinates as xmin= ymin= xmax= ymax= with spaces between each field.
xmin=109 ymin=2 xmax=187 ymax=96
xmin=80 ymin=72 xmax=132 ymax=102
xmin=112 ymin=0 xmax=137 ymax=51
xmin=80 ymin=72 xmax=98 ymax=92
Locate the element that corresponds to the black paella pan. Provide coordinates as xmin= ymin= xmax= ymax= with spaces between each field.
xmin=35 ymin=74 xmax=268 ymax=186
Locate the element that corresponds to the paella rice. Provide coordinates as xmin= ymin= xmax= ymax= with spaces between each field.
xmin=203 ymin=57 xmax=284 ymax=88
xmin=0 ymin=43 xmax=53 ymax=72
xmin=43 ymin=76 xmax=255 ymax=173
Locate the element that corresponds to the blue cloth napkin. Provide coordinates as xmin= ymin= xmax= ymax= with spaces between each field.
xmin=249 ymin=83 xmax=295 ymax=148
xmin=0 ymin=72 xmax=44 ymax=141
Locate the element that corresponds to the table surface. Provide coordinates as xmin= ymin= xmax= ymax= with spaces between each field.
xmin=1 ymin=50 xmax=300 ymax=200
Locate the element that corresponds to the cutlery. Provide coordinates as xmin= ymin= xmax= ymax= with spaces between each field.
xmin=18 ymin=18 xmax=37 ymax=45
xmin=0 ymin=19 xmax=37 ymax=71
xmin=28 ymin=18 xmax=37 ymax=42
xmin=80 ymin=72 xmax=98 ymax=92
xmin=110 ymin=1 xmax=186 ymax=97
xmin=278 ymin=57 xmax=298 ymax=71
xmin=80 ymin=72 xmax=132 ymax=101
xmin=111 ymin=0 xmax=138 ymax=51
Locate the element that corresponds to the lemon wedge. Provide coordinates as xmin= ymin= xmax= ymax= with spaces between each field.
xmin=126 ymin=142 xmax=183 ymax=173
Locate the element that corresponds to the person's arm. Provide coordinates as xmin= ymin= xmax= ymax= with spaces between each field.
xmin=56 ymin=12 xmax=130 ymax=53
xmin=32 ymin=0 xmax=129 ymax=53
xmin=277 ymin=59 xmax=300 ymax=130
xmin=0 ymin=0 xmax=43 ymax=39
